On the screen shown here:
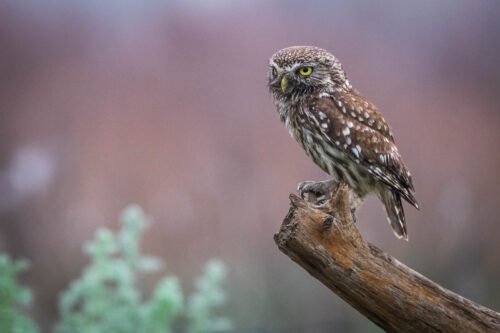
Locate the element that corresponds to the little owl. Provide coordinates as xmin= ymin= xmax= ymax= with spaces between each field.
xmin=268 ymin=46 xmax=419 ymax=240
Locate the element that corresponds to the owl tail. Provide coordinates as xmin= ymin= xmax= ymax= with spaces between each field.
xmin=381 ymin=190 xmax=408 ymax=240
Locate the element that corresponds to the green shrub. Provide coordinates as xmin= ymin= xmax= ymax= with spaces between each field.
xmin=187 ymin=260 xmax=232 ymax=333
xmin=54 ymin=205 xmax=232 ymax=333
xmin=0 ymin=204 xmax=231 ymax=333
xmin=0 ymin=255 xmax=38 ymax=333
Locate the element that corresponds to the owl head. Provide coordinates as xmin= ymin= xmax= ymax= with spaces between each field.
xmin=268 ymin=46 xmax=350 ymax=97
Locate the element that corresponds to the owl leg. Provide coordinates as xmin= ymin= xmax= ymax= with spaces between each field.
xmin=297 ymin=179 xmax=338 ymax=205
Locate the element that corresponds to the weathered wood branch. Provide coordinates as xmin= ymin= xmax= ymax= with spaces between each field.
xmin=274 ymin=183 xmax=500 ymax=332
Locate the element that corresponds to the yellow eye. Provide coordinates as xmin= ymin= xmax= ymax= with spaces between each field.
xmin=298 ymin=66 xmax=313 ymax=76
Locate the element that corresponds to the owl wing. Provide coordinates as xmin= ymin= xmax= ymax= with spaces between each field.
xmin=309 ymin=95 xmax=418 ymax=208
xmin=333 ymin=89 xmax=394 ymax=141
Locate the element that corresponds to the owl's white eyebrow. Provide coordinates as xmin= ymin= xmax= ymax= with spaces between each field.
xmin=269 ymin=60 xmax=279 ymax=68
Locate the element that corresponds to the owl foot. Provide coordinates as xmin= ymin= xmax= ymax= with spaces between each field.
xmin=297 ymin=179 xmax=338 ymax=205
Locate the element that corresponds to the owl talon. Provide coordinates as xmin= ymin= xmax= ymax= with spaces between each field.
xmin=297 ymin=179 xmax=337 ymax=202
xmin=297 ymin=181 xmax=316 ymax=198
xmin=315 ymin=196 xmax=329 ymax=206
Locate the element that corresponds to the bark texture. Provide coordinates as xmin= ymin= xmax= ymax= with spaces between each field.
xmin=274 ymin=183 xmax=500 ymax=333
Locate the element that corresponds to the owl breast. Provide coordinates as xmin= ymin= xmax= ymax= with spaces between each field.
xmin=285 ymin=101 xmax=376 ymax=198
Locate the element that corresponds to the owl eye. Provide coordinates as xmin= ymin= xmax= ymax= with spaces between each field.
xmin=271 ymin=67 xmax=277 ymax=78
xmin=298 ymin=66 xmax=313 ymax=76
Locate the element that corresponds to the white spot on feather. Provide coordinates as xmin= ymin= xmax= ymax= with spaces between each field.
xmin=352 ymin=147 xmax=360 ymax=158
xmin=342 ymin=127 xmax=350 ymax=136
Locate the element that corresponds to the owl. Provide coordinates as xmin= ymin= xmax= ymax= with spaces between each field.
xmin=268 ymin=46 xmax=419 ymax=240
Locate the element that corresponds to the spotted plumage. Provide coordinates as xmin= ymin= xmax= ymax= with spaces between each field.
xmin=268 ymin=46 xmax=419 ymax=240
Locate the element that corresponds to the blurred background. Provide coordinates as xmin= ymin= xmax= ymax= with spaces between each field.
xmin=1 ymin=0 xmax=500 ymax=331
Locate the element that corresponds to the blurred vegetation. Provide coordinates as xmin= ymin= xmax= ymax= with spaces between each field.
xmin=0 ymin=205 xmax=231 ymax=333
xmin=187 ymin=259 xmax=232 ymax=333
xmin=0 ymin=255 xmax=38 ymax=333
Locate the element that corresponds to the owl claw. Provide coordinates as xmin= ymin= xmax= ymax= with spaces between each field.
xmin=297 ymin=179 xmax=337 ymax=197
xmin=297 ymin=179 xmax=337 ymax=203
xmin=297 ymin=181 xmax=316 ymax=197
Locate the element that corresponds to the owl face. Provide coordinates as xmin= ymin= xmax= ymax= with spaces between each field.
xmin=268 ymin=46 xmax=348 ymax=97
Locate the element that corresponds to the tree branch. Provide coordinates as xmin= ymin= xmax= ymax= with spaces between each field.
xmin=274 ymin=183 xmax=500 ymax=332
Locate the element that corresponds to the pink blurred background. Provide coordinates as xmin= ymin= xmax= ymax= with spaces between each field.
xmin=1 ymin=1 xmax=500 ymax=331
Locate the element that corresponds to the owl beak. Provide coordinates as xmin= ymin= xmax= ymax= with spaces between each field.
xmin=280 ymin=77 xmax=288 ymax=93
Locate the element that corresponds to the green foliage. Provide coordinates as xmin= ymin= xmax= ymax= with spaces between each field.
xmin=187 ymin=260 xmax=232 ymax=333
xmin=54 ymin=205 xmax=231 ymax=333
xmin=0 ymin=255 xmax=38 ymax=333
